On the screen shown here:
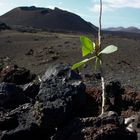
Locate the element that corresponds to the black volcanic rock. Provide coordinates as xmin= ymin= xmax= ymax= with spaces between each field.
xmin=0 ymin=64 xmax=87 ymax=139
xmin=22 ymin=82 xmax=40 ymax=99
xmin=0 ymin=64 xmax=36 ymax=85
xmin=0 ymin=63 xmax=139 ymax=140
xmin=0 ymin=103 xmax=41 ymax=140
xmin=36 ymin=64 xmax=87 ymax=130
xmin=54 ymin=111 xmax=137 ymax=140
xmin=0 ymin=82 xmax=30 ymax=109
xmin=105 ymin=81 xmax=123 ymax=114
xmin=0 ymin=22 xmax=10 ymax=30
xmin=0 ymin=6 xmax=97 ymax=33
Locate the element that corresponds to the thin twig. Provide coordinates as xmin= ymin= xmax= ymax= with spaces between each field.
xmin=98 ymin=0 xmax=105 ymax=114
xmin=100 ymin=60 xmax=105 ymax=115
xmin=98 ymin=0 xmax=102 ymax=50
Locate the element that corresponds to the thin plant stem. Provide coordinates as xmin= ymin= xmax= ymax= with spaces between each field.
xmin=100 ymin=60 xmax=105 ymax=114
xmin=98 ymin=0 xmax=102 ymax=50
xmin=98 ymin=0 xmax=105 ymax=114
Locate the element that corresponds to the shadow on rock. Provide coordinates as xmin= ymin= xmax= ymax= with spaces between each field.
xmin=0 ymin=82 xmax=30 ymax=109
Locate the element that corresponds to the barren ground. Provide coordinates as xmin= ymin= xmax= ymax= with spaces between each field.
xmin=0 ymin=29 xmax=140 ymax=90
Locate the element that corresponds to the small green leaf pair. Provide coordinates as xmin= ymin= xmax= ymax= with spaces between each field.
xmin=71 ymin=36 xmax=118 ymax=70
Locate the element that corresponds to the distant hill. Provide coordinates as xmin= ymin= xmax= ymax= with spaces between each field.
xmin=0 ymin=6 xmax=98 ymax=33
xmin=105 ymin=26 xmax=140 ymax=34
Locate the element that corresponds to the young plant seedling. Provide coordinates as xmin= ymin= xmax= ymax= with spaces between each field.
xmin=71 ymin=36 xmax=117 ymax=70
xmin=71 ymin=36 xmax=118 ymax=114
xmin=71 ymin=0 xmax=118 ymax=115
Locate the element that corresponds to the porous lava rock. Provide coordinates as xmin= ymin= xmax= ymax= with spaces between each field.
xmin=36 ymin=63 xmax=87 ymax=131
xmin=0 ymin=103 xmax=41 ymax=140
xmin=0 ymin=65 xmax=36 ymax=85
xmin=54 ymin=111 xmax=137 ymax=140
xmin=105 ymin=81 xmax=124 ymax=114
xmin=0 ymin=82 xmax=30 ymax=109
xmin=0 ymin=63 xmax=139 ymax=140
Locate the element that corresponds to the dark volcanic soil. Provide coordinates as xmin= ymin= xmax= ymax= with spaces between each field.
xmin=0 ymin=29 xmax=140 ymax=90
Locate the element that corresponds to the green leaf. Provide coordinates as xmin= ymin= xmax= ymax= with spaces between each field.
xmin=71 ymin=56 xmax=96 ymax=70
xmin=99 ymin=45 xmax=118 ymax=54
xmin=80 ymin=36 xmax=95 ymax=57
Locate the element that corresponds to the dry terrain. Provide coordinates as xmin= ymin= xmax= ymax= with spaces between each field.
xmin=0 ymin=29 xmax=140 ymax=90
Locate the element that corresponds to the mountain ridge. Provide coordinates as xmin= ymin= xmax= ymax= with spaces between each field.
xmin=104 ymin=26 xmax=140 ymax=34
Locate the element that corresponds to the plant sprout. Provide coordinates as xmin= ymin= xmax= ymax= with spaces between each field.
xmin=71 ymin=36 xmax=117 ymax=70
xmin=71 ymin=0 xmax=118 ymax=114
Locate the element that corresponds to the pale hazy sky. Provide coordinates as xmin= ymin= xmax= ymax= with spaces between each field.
xmin=0 ymin=0 xmax=140 ymax=28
